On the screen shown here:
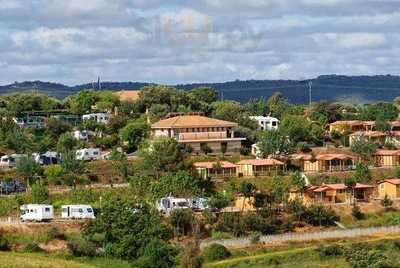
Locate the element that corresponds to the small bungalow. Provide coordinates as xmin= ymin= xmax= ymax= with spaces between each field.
xmin=236 ymin=158 xmax=284 ymax=177
xmin=374 ymin=150 xmax=400 ymax=167
xmin=193 ymin=161 xmax=236 ymax=179
xmin=291 ymin=153 xmax=356 ymax=173
xmin=290 ymin=183 xmax=374 ymax=204
xmin=377 ymin=179 xmax=400 ymax=199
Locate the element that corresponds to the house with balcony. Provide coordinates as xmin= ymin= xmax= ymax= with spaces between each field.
xmin=151 ymin=113 xmax=246 ymax=155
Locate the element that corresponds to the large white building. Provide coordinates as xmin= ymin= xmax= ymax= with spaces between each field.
xmin=250 ymin=116 xmax=279 ymax=131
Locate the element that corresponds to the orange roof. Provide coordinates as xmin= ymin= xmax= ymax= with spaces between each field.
xmin=151 ymin=115 xmax=237 ymax=129
xmin=292 ymin=153 xmax=354 ymax=161
xmin=193 ymin=161 xmax=236 ymax=169
xmin=380 ymin=178 xmax=400 ymax=185
xmin=374 ymin=149 xmax=400 ymax=156
xmin=237 ymin=158 xmax=284 ymax=166
xmin=114 ymin=90 xmax=141 ymax=102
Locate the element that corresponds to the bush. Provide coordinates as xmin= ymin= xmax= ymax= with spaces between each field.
xmin=45 ymin=227 xmax=66 ymax=243
xmin=23 ymin=242 xmax=42 ymax=253
xmin=67 ymin=239 xmax=97 ymax=257
xmin=317 ymin=244 xmax=343 ymax=258
xmin=202 ymin=243 xmax=231 ymax=262
xmin=0 ymin=235 xmax=10 ymax=251
xmin=351 ymin=205 xmax=365 ymax=220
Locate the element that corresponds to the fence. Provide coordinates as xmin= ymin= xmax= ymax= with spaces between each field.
xmin=200 ymin=225 xmax=400 ymax=249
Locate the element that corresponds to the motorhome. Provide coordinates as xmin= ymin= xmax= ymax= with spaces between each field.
xmin=0 ymin=154 xmax=27 ymax=168
xmin=61 ymin=205 xmax=95 ymax=219
xmin=33 ymin=151 xmax=59 ymax=165
xmin=190 ymin=197 xmax=209 ymax=211
xmin=156 ymin=197 xmax=190 ymax=215
xmin=82 ymin=113 xmax=110 ymax=124
xmin=20 ymin=204 xmax=54 ymax=222
xmin=76 ymin=148 xmax=102 ymax=161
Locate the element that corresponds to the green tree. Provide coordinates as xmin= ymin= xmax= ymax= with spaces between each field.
xmin=119 ymin=118 xmax=149 ymax=152
xmin=279 ymin=115 xmax=311 ymax=143
xmin=16 ymin=155 xmax=41 ymax=187
xmin=149 ymin=171 xmax=201 ymax=199
xmin=82 ymin=198 xmax=174 ymax=262
xmin=136 ymin=137 xmax=191 ymax=178
xmin=31 ymin=181 xmax=49 ymax=203
xmin=57 ymin=132 xmax=78 ymax=153
xmin=350 ymin=135 xmax=377 ymax=162
xmin=257 ymin=130 xmax=293 ymax=158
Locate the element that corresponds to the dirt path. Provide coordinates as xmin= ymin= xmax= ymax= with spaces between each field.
xmin=200 ymin=225 xmax=400 ymax=249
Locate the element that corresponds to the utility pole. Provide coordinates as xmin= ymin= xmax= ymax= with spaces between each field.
xmin=308 ymin=81 xmax=312 ymax=106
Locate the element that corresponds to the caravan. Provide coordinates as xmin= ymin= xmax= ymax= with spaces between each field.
xmin=20 ymin=204 xmax=54 ymax=222
xmin=76 ymin=148 xmax=102 ymax=161
xmin=0 ymin=154 xmax=27 ymax=168
xmin=156 ymin=197 xmax=190 ymax=215
xmin=61 ymin=205 xmax=95 ymax=219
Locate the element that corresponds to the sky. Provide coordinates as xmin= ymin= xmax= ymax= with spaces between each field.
xmin=0 ymin=0 xmax=400 ymax=85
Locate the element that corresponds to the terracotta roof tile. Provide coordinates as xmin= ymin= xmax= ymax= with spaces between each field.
xmin=237 ymin=158 xmax=284 ymax=166
xmin=193 ymin=161 xmax=236 ymax=169
xmin=151 ymin=115 xmax=237 ymax=128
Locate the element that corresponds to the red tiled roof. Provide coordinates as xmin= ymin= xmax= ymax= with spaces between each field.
xmin=237 ymin=158 xmax=284 ymax=166
xmin=151 ymin=115 xmax=237 ymax=128
xmin=193 ymin=161 xmax=236 ymax=169
xmin=380 ymin=178 xmax=400 ymax=185
xmin=374 ymin=149 xmax=400 ymax=156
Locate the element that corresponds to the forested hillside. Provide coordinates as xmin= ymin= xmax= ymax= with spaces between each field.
xmin=1 ymin=75 xmax=400 ymax=103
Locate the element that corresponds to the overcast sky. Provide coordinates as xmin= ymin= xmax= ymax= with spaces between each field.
xmin=0 ymin=0 xmax=399 ymax=85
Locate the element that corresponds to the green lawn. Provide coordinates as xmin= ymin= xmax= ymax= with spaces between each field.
xmin=0 ymin=252 xmax=130 ymax=268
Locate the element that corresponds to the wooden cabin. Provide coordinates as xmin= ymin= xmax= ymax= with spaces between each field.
xmin=291 ymin=153 xmax=356 ymax=173
xmin=373 ymin=150 xmax=400 ymax=167
xmin=377 ymin=179 xmax=400 ymax=199
xmin=193 ymin=161 xmax=236 ymax=179
xmin=236 ymin=158 xmax=284 ymax=177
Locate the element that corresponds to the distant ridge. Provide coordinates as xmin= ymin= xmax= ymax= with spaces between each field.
xmin=1 ymin=75 xmax=400 ymax=104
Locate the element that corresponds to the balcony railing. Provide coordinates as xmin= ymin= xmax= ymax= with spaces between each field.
xmin=177 ymin=131 xmax=228 ymax=141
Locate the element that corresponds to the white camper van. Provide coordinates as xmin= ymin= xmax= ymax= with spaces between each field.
xmin=190 ymin=197 xmax=209 ymax=211
xmin=156 ymin=197 xmax=190 ymax=215
xmin=0 ymin=154 xmax=27 ymax=168
xmin=76 ymin=148 xmax=102 ymax=161
xmin=20 ymin=204 xmax=54 ymax=222
xmin=61 ymin=205 xmax=95 ymax=219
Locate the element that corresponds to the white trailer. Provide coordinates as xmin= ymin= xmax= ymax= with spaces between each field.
xmin=0 ymin=154 xmax=27 ymax=168
xmin=190 ymin=197 xmax=209 ymax=211
xmin=156 ymin=197 xmax=190 ymax=215
xmin=76 ymin=148 xmax=102 ymax=161
xmin=20 ymin=204 xmax=54 ymax=222
xmin=61 ymin=205 xmax=95 ymax=219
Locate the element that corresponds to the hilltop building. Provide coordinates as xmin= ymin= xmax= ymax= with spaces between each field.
xmin=151 ymin=113 xmax=246 ymax=155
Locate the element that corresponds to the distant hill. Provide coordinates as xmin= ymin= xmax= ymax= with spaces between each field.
xmin=1 ymin=75 xmax=400 ymax=104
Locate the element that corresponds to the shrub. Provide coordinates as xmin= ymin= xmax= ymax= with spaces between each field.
xmin=317 ymin=244 xmax=343 ymax=258
xmin=0 ymin=235 xmax=10 ymax=251
xmin=67 ymin=239 xmax=97 ymax=257
xmin=45 ymin=227 xmax=66 ymax=243
xmin=201 ymin=243 xmax=231 ymax=262
xmin=351 ymin=205 xmax=365 ymax=220
xmin=23 ymin=242 xmax=42 ymax=253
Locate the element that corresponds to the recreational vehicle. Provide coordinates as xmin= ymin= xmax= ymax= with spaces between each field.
xmin=76 ymin=148 xmax=102 ymax=161
xmin=20 ymin=204 xmax=54 ymax=222
xmin=61 ymin=205 xmax=95 ymax=219
xmin=0 ymin=154 xmax=27 ymax=168
xmin=33 ymin=151 xmax=59 ymax=165
xmin=82 ymin=113 xmax=110 ymax=124
xmin=190 ymin=197 xmax=209 ymax=211
xmin=156 ymin=197 xmax=190 ymax=215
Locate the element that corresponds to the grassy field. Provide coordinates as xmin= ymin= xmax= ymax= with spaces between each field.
xmin=0 ymin=252 xmax=130 ymax=268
